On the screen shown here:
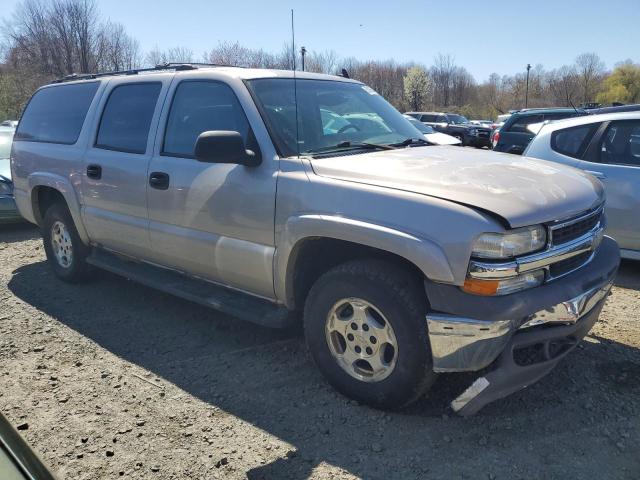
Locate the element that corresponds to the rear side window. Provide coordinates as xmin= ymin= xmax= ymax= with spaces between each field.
xmin=15 ymin=82 xmax=99 ymax=144
xmin=96 ymin=83 xmax=162 ymax=154
xmin=600 ymin=120 xmax=640 ymax=166
xmin=163 ymin=81 xmax=250 ymax=158
xmin=508 ymin=114 xmax=544 ymax=133
xmin=420 ymin=114 xmax=437 ymax=122
xmin=551 ymin=124 xmax=597 ymax=158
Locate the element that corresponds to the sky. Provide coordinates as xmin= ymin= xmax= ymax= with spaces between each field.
xmin=2 ymin=0 xmax=639 ymax=81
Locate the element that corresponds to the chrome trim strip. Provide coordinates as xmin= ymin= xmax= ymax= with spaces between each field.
xmin=548 ymin=204 xmax=603 ymax=232
xmin=469 ymin=225 xmax=603 ymax=280
xmin=519 ymin=282 xmax=612 ymax=329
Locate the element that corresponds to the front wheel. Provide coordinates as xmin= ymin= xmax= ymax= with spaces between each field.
xmin=42 ymin=203 xmax=91 ymax=282
xmin=304 ymin=260 xmax=437 ymax=410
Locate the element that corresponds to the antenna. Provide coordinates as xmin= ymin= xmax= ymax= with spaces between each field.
xmin=568 ymin=99 xmax=579 ymax=114
xmin=291 ymin=9 xmax=301 ymax=158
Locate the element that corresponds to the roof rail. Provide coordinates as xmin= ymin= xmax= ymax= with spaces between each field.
xmin=50 ymin=62 xmax=236 ymax=84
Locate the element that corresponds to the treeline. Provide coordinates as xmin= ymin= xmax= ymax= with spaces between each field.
xmin=1 ymin=0 xmax=639 ymax=121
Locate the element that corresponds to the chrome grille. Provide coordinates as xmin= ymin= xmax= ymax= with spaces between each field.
xmin=550 ymin=207 xmax=603 ymax=247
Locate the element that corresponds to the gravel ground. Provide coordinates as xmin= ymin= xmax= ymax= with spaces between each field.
xmin=1 ymin=222 xmax=639 ymax=479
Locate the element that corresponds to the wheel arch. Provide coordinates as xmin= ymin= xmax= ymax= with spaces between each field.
xmin=275 ymin=215 xmax=454 ymax=310
xmin=28 ymin=173 xmax=90 ymax=244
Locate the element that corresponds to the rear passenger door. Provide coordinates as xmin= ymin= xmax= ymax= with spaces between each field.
xmin=145 ymin=78 xmax=278 ymax=298
xmin=81 ymin=78 xmax=169 ymax=258
xmin=579 ymin=119 xmax=640 ymax=253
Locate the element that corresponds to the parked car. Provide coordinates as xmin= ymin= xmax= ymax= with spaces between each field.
xmin=470 ymin=119 xmax=493 ymax=128
xmin=0 ymin=120 xmax=18 ymax=128
xmin=0 ymin=126 xmax=21 ymax=222
xmin=405 ymin=111 xmax=492 ymax=148
xmin=492 ymin=108 xmax=587 ymax=154
xmin=587 ymin=103 xmax=640 ymax=115
xmin=524 ymin=111 xmax=640 ymax=260
xmin=12 ymin=65 xmax=619 ymax=415
xmin=403 ymin=116 xmax=461 ymax=145
xmin=0 ymin=412 xmax=55 ymax=480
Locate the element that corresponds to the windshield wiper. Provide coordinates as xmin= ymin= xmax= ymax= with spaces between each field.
xmin=307 ymin=141 xmax=397 ymax=154
xmin=389 ymin=137 xmax=430 ymax=147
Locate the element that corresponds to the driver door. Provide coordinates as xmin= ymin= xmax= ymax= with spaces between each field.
xmin=145 ymin=78 xmax=278 ymax=298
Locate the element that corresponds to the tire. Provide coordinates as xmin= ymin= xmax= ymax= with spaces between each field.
xmin=42 ymin=202 xmax=91 ymax=282
xmin=304 ymin=259 xmax=437 ymax=410
xmin=455 ymin=134 xmax=466 ymax=146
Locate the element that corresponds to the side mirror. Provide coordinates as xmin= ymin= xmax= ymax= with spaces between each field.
xmin=194 ymin=131 xmax=260 ymax=167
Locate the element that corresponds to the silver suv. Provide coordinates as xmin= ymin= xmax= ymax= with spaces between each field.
xmin=10 ymin=64 xmax=619 ymax=415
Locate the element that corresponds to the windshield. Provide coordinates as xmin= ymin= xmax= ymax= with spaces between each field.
xmin=407 ymin=118 xmax=435 ymax=134
xmin=247 ymin=79 xmax=424 ymax=156
xmin=0 ymin=130 xmax=14 ymax=159
xmin=447 ymin=114 xmax=469 ymax=125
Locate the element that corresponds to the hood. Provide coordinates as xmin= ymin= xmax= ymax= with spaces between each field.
xmin=310 ymin=146 xmax=604 ymax=228
xmin=0 ymin=158 xmax=10 ymax=181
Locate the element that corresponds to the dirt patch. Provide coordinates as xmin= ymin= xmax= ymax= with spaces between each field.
xmin=1 ymin=223 xmax=639 ymax=479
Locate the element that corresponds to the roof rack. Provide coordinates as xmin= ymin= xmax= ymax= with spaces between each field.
xmin=50 ymin=62 xmax=235 ymax=84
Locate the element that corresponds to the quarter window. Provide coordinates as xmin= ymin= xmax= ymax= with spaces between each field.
xmin=420 ymin=114 xmax=437 ymax=122
xmin=600 ymin=120 xmax=640 ymax=167
xmin=163 ymin=81 xmax=250 ymax=158
xmin=551 ymin=124 xmax=597 ymax=158
xmin=96 ymin=83 xmax=162 ymax=154
xmin=15 ymin=82 xmax=99 ymax=144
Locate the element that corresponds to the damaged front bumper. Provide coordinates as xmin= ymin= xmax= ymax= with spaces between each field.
xmin=424 ymin=236 xmax=620 ymax=415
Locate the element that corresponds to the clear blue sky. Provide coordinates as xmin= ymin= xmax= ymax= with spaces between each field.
xmin=3 ymin=0 xmax=639 ymax=81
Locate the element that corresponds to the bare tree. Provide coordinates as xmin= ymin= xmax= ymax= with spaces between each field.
xmin=144 ymin=45 xmax=192 ymax=66
xmin=305 ymin=49 xmax=338 ymax=74
xmin=547 ymin=65 xmax=579 ymax=106
xmin=431 ymin=53 xmax=456 ymax=107
xmin=575 ymin=52 xmax=605 ymax=103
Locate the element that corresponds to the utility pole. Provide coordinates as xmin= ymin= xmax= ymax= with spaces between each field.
xmin=301 ymin=46 xmax=307 ymax=72
xmin=525 ymin=63 xmax=531 ymax=108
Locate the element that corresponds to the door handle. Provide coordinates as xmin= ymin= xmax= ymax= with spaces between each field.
xmin=585 ymin=170 xmax=607 ymax=180
xmin=86 ymin=164 xmax=102 ymax=179
xmin=149 ymin=171 xmax=170 ymax=190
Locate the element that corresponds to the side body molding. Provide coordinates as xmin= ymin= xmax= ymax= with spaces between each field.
xmin=25 ymin=172 xmax=90 ymax=244
xmin=274 ymin=214 xmax=455 ymax=308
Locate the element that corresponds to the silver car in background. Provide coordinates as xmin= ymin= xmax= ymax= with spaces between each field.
xmin=0 ymin=126 xmax=21 ymax=222
xmin=524 ymin=112 xmax=640 ymax=260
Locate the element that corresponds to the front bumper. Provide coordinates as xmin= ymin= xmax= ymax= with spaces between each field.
xmin=0 ymin=195 xmax=22 ymax=223
xmin=425 ymin=236 xmax=619 ymax=414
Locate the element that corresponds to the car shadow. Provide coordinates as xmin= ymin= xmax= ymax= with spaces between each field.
xmin=0 ymin=222 xmax=39 ymax=244
xmin=7 ymin=260 xmax=640 ymax=479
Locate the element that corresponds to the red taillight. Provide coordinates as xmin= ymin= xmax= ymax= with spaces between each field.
xmin=493 ymin=131 xmax=500 ymax=145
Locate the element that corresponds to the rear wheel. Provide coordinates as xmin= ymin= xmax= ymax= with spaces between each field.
xmin=304 ymin=259 xmax=437 ymax=409
xmin=42 ymin=203 xmax=91 ymax=282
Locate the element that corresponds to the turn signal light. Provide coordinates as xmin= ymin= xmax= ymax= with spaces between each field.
xmin=463 ymin=278 xmax=499 ymax=296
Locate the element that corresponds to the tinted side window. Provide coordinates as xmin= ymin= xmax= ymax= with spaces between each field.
xmin=163 ymin=81 xmax=250 ymax=158
xmin=551 ymin=124 xmax=597 ymax=158
xmin=15 ymin=82 xmax=99 ymax=144
xmin=420 ymin=114 xmax=436 ymax=122
xmin=96 ymin=83 xmax=162 ymax=154
xmin=508 ymin=114 xmax=544 ymax=133
xmin=436 ymin=115 xmax=448 ymax=123
xmin=600 ymin=120 xmax=640 ymax=167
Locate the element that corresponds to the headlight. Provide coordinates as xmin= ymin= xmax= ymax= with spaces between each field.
xmin=0 ymin=178 xmax=13 ymax=196
xmin=463 ymin=269 xmax=545 ymax=296
xmin=468 ymin=128 xmax=478 ymax=135
xmin=472 ymin=225 xmax=547 ymax=259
